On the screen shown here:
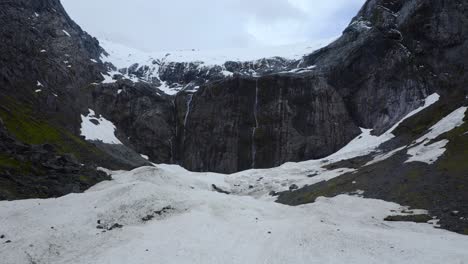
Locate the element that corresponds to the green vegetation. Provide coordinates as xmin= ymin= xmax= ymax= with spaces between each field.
xmin=79 ymin=174 xmax=92 ymax=184
xmin=0 ymin=96 xmax=119 ymax=200
xmin=406 ymin=168 xmax=423 ymax=180
xmin=0 ymin=105 xmax=62 ymax=145
xmin=392 ymin=99 xmax=461 ymax=139
xmin=384 ymin=214 xmax=432 ymax=223
xmin=0 ymin=96 xmax=107 ymax=163
xmin=0 ymin=153 xmax=34 ymax=174
xmin=437 ymin=117 xmax=468 ymax=174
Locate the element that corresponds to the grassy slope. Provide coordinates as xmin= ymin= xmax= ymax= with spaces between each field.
xmin=0 ymin=96 xmax=122 ymax=199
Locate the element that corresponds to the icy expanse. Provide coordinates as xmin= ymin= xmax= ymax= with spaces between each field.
xmin=99 ymin=38 xmax=334 ymax=95
xmin=1 ymin=165 xmax=468 ymax=264
xmin=100 ymin=38 xmax=334 ymax=68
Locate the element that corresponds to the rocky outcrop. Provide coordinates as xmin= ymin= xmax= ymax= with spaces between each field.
xmin=0 ymin=0 xmax=108 ymax=133
xmin=299 ymin=0 xmax=468 ymax=134
xmin=0 ymin=114 xmax=110 ymax=200
xmin=88 ymin=80 xmax=175 ymax=164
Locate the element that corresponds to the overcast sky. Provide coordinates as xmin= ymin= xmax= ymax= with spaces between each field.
xmin=62 ymin=0 xmax=365 ymax=52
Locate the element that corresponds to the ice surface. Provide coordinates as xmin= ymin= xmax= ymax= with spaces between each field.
xmin=100 ymin=38 xmax=334 ymax=68
xmin=1 ymin=166 xmax=467 ymax=264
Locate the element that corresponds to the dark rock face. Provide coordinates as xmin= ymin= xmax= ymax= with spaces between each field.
xmin=88 ymin=80 xmax=176 ymax=164
xmin=299 ymin=0 xmax=468 ymax=134
xmin=0 ymin=0 xmax=126 ymax=199
xmin=175 ymin=75 xmax=359 ymax=173
xmin=0 ymin=0 xmax=107 ymax=133
xmin=0 ymin=119 xmax=110 ymax=200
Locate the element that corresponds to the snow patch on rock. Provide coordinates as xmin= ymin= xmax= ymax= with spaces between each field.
xmin=80 ymin=109 xmax=122 ymax=145
xmin=415 ymin=106 xmax=467 ymax=144
xmin=406 ymin=140 xmax=449 ymax=164
xmin=404 ymin=106 xmax=467 ymax=164
xmin=330 ymin=93 xmax=440 ymax=163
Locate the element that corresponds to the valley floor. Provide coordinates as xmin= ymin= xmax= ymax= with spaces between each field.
xmin=1 ymin=164 xmax=468 ymax=264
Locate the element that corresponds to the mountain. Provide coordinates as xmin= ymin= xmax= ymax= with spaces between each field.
xmin=89 ymin=0 xmax=468 ymax=174
xmin=0 ymin=0 xmax=467 ymax=241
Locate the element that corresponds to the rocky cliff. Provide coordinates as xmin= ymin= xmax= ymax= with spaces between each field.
xmin=161 ymin=0 xmax=466 ymax=172
xmin=299 ymin=0 xmax=468 ymax=133
xmin=174 ymin=75 xmax=359 ymax=173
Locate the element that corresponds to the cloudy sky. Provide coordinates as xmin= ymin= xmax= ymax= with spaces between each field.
xmin=62 ymin=0 xmax=365 ymax=52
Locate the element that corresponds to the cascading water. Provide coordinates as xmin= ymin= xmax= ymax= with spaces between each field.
xmin=252 ymin=79 xmax=259 ymax=168
xmin=184 ymin=93 xmax=194 ymax=129
xmin=182 ymin=93 xmax=194 ymax=151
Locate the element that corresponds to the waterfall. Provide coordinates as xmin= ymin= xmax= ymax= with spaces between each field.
xmin=184 ymin=93 xmax=194 ymax=128
xmin=252 ymin=79 xmax=259 ymax=168
xmin=182 ymin=93 xmax=194 ymax=154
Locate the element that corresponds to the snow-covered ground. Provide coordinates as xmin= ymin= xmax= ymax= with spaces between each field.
xmin=1 ymin=165 xmax=468 ymax=264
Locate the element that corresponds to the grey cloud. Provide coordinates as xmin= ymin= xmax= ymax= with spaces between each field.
xmin=61 ymin=0 xmax=365 ymax=51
